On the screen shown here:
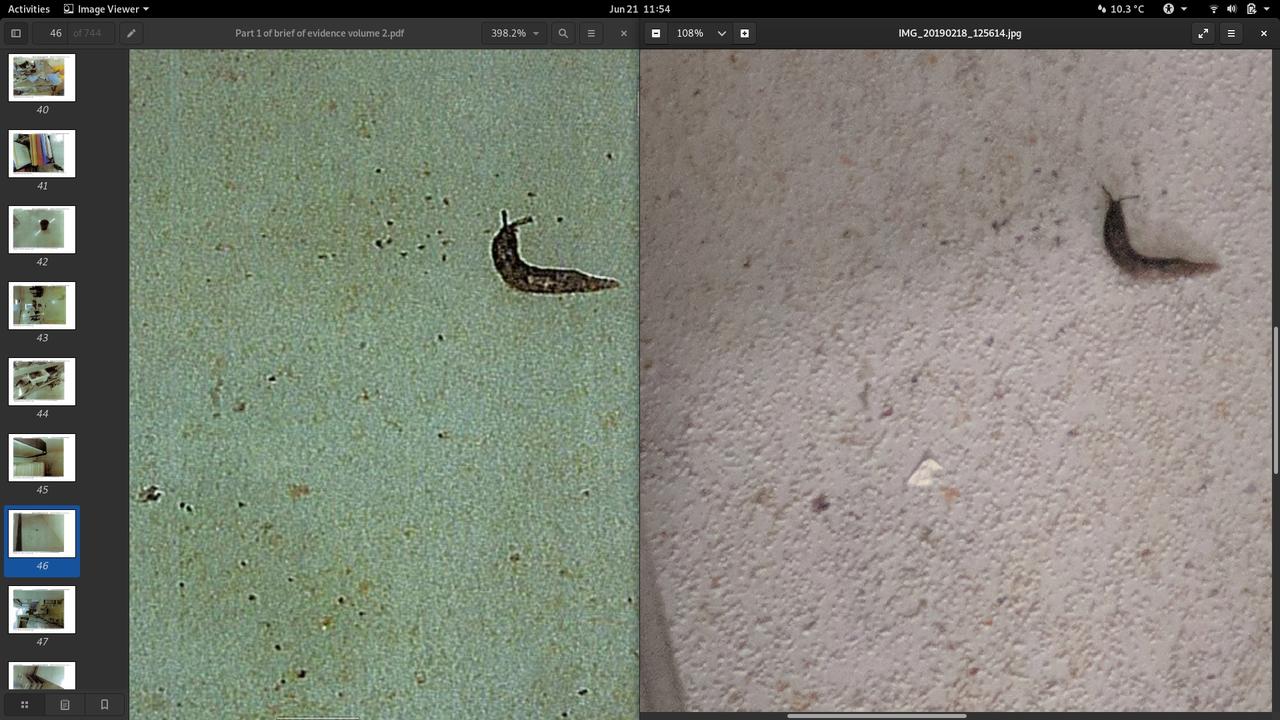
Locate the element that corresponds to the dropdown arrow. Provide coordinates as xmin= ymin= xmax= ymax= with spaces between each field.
xmin=717 ymin=30 xmax=726 ymax=36
xmin=1180 ymin=5 xmax=1187 ymax=9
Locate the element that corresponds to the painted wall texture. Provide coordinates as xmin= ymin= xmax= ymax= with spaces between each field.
xmin=639 ymin=50 xmax=1271 ymax=711
xmin=129 ymin=50 xmax=638 ymax=719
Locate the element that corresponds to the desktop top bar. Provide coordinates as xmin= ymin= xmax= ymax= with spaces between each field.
xmin=2 ymin=2 xmax=1280 ymax=18
xmin=2 ymin=17 xmax=1278 ymax=48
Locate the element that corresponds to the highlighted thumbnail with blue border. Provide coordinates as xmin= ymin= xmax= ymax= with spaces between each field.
xmin=4 ymin=505 xmax=80 ymax=578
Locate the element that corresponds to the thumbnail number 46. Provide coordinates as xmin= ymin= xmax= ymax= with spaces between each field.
xmin=35 ymin=561 xmax=49 ymax=571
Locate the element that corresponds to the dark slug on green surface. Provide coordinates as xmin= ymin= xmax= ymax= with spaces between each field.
xmin=1102 ymin=186 xmax=1219 ymax=276
xmin=491 ymin=211 xmax=620 ymax=294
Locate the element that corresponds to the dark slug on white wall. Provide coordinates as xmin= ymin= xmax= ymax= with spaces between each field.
xmin=1101 ymin=186 xmax=1219 ymax=276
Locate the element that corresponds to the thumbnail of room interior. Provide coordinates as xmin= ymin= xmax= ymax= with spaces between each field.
xmin=10 ymin=208 xmax=68 ymax=250
xmin=12 ymin=361 xmax=64 ymax=401
xmin=10 ymin=664 xmax=68 ymax=690
xmin=11 ymin=512 xmax=66 ymax=554
xmin=11 ymin=285 xmax=67 ymax=326
xmin=11 ymin=133 xmax=63 ymax=173
xmin=11 ymin=437 xmax=65 ymax=479
xmin=10 ymin=57 xmax=66 ymax=98
xmin=9 ymin=589 xmax=66 ymax=630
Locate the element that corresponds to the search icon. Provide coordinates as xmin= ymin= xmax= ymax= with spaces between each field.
xmin=551 ymin=21 xmax=575 ymax=44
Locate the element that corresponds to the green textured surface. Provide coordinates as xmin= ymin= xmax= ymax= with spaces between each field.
xmin=128 ymin=49 xmax=638 ymax=719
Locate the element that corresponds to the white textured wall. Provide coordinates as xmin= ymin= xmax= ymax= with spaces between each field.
xmin=640 ymin=50 xmax=1272 ymax=712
